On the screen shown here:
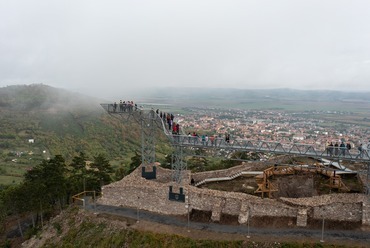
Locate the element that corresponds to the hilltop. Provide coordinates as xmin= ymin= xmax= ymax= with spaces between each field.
xmin=0 ymin=84 xmax=174 ymax=185
xmin=0 ymin=84 xmax=141 ymax=161
xmin=0 ymin=84 xmax=101 ymax=111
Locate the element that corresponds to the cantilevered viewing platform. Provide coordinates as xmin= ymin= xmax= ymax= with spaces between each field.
xmin=101 ymin=101 xmax=370 ymax=198
xmin=101 ymin=103 xmax=370 ymax=163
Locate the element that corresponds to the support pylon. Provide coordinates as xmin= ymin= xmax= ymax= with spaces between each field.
xmin=100 ymin=104 xmax=158 ymax=179
xmin=141 ymin=110 xmax=156 ymax=166
xmin=171 ymin=145 xmax=187 ymax=184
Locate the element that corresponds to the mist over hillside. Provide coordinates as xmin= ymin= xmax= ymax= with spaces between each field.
xmin=0 ymin=84 xmax=147 ymax=164
xmin=3 ymin=83 xmax=370 ymax=113
xmin=4 ymin=84 xmax=369 ymax=108
xmin=0 ymin=84 xmax=104 ymax=112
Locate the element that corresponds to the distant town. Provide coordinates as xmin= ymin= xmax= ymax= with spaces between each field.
xmin=175 ymin=107 xmax=370 ymax=152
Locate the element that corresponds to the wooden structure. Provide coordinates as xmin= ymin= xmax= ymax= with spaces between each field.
xmin=255 ymin=164 xmax=350 ymax=198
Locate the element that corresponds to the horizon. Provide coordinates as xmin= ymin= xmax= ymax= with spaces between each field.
xmin=1 ymin=1 xmax=370 ymax=95
xmin=2 ymin=84 xmax=370 ymax=106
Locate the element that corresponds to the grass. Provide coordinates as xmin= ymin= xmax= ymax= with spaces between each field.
xmin=0 ymin=175 xmax=23 ymax=185
xmin=0 ymin=158 xmax=37 ymax=185
xmin=0 ymin=163 xmax=28 ymax=174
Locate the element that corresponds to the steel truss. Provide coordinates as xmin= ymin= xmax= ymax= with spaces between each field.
xmin=140 ymin=110 xmax=156 ymax=166
xmin=171 ymin=145 xmax=187 ymax=184
xmin=100 ymin=104 xmax=159 ymax=178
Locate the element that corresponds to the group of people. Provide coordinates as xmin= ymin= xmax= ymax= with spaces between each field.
xmin=154 ymin=109 xmax=234 ymax=145
xmin=184 ymin=132 xmax=232 ymax=146
xmin=357 ymin=142 xmax=370 ymax=158
xmin=326 ymin=141 xmax=352 ymax=156
xmin=155 ymin=109 xmax=180 ymax=135
xmin=111 ymin=100 xmax=137 ymax=112
xmin=326 ymin=140 xmax=370 ymax=158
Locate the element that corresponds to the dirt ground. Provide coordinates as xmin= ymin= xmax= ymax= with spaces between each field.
xmin=95 ymin=211 xmax=370 ymax=247
xmin=199 ymin=164 xmax=363 ymax=199
xmin=8 ymin=209 xmax=369 ymax=248
xmin=132 ymin=216 xmax=370 ymax=247
xmin=184 ymin=208 xmax=364 ymax=231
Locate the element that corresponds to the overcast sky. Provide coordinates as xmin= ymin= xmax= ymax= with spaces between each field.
xmin=1 ymin=0 xmax=370 ymax=98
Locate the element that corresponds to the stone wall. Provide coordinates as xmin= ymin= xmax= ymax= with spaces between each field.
xmin=280 ymin=194 xmax=368 ymax=224
xmin=312 ymin=203 xmax=362 ymax=222
xmin=100 ymin=166 xmax=188 ymax=215
xmin=362 ymin=201 xmax=370 ymax=225
xmin=98 ymin=165 xmax=370 ymax=227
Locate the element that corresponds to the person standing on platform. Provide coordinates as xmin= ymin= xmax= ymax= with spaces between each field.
xmin=327 ymin=141 xmax=334 ymax=156
xmin=346 ymin=142 xmax=352 ymax=156
xmin=334 ymin=142 xmax=339 ymax=156
xmin=210 ymin=135 xmax=215 ymax=146
xmin=339 ymin=141 xmax=346 ymax=156
xmin=357 ymin=143 xmax=364 ymax=158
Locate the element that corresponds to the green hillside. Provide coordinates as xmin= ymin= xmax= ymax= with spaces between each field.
xmin=0 ymin=84 xmax=172 ymax=185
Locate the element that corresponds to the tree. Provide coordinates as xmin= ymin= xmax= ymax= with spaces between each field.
xmin=221 ymin=151 xmax=260 ymax=168
xmin=127 ymin=150 xmax=141 ymax=174
xmin=114 ymin=167 xmax=126 ymax=181
xmin=0 ymin=197 xmax=6 ymax=234
xmin=70 ymin=152 xmax=88 ymax=172
xmin=187 ymin=156 xmax=208 ymax=172
xmin=1 ymin=184 xmax=32 ymax=238
xmin=89 ymin=154 xmax=113 ymax=192
xmin=187 ymin=148 xmax=209 ymax=172
xmin=68 ymin=152 xmax=89 ymax=194
xmin=161 ymin=154 xmax=172 ymax=169
xmin=24 ymin=155 xmax=68 ymax=210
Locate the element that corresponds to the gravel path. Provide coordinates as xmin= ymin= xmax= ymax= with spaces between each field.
xmin=87 ymin=203 xmax=370 ymax=245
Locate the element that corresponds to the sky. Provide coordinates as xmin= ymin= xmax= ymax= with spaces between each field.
xmin=1 ymin=0 xmax=370 ymax=98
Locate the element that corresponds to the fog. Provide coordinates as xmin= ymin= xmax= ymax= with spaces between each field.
xmin=1 ymin=0 xmax=370 ymax=98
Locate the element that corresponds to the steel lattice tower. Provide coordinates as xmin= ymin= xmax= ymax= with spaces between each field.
xmin=171 ymin=145 xmax=187 ymax=184
xmin=140 ymin=110 xmax=157 ymax=166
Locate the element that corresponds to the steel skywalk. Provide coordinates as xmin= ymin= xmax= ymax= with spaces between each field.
xmin=101 ymin=103 xmax=370 ymax=196
xmin=101 ymin=103 xmax=370 ymax=162
xmin=167 ymin=134 xmax=370 ymax=162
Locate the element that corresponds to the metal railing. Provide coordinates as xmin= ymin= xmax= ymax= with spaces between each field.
xmin=167 ymin=134 xmax=370 ymax=162
xmin=72 ymin=191 xmax=97 ymax=208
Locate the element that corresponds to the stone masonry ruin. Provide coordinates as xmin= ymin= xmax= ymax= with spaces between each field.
xmin=98 ymin=163 xmax=370 ymax=229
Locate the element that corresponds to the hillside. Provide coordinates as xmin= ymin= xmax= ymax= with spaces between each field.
xmin=23 ymin=207 xmax=247 ymax=248
xmin=0 ymin=84 xmax=172 ymax=184
xmin=20 ymin=206 xmax=367 ymax=248
xmin=2 ymin=84 xmax=370 ymax=185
